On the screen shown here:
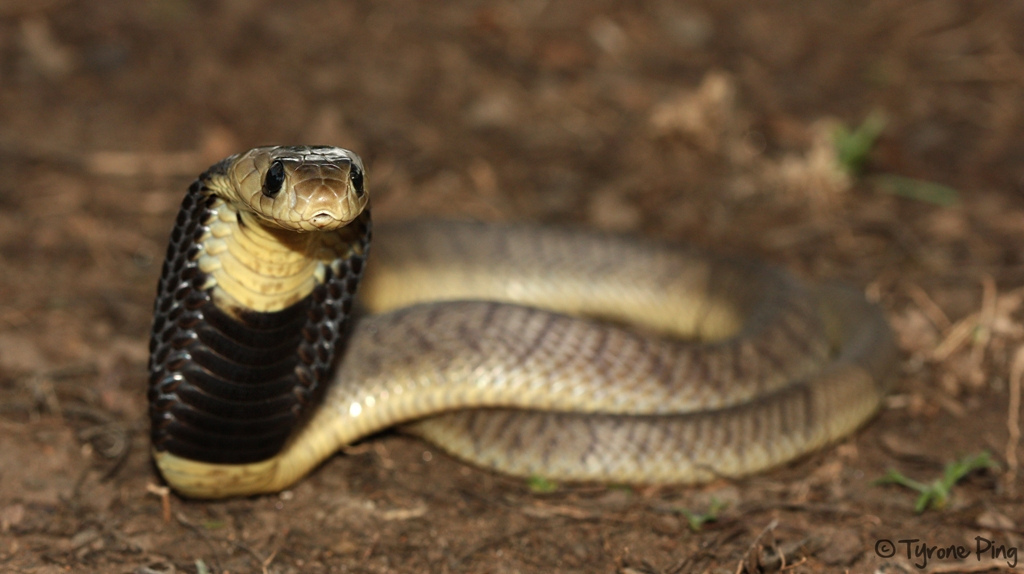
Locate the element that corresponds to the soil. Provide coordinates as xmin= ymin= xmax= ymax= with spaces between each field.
xmin=2 ymin=1 xmax=1024 ymax=573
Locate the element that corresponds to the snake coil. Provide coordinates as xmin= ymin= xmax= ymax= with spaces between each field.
xmin=148 ymin=146 xmax=897 ymax=499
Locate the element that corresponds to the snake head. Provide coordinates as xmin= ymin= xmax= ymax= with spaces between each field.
xmin=221 ymin=145 xmax=368 ymax=232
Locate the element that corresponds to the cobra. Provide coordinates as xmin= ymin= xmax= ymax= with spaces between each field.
xmin=148 ymin=145 xmax=898 ymax=499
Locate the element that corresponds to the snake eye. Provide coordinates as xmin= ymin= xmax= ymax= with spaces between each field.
xmin=349 ymin=165 xmax=364 ymax=198
xmin=263 ymin=160 xmax=286 ymax=198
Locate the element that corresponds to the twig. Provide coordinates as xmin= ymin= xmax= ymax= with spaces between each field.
xmin=735 ymin=518 xmax=778 ymax=574
xmin=173 ymin=512 xmax=223 ymax=574
xmin=932 ymin=275 xmax=997 ymax=365
xmin=972 ymin=275 xmax=997 ymax=369
xmin=146 ymin=483 xmax=172 ymax=523
xmin=932 ymin=314 xmax=977 ymax=361
xmin=906 ymin=282 xmax=951 ymax=332
xmin=1006 ymin=346 xmax=1024 ymax=496
xmin=227 ymin=538 xmax=274 ymax=574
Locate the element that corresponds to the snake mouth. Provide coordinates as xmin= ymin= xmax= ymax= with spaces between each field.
xmin=309 ymin=210 xmax=344 ymax=229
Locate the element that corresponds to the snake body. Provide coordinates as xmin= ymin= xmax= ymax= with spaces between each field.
xmin=149 ymin=146 xmax=897 ymax=499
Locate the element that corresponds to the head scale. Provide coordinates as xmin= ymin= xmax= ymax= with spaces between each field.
xmin=220 ymin=145 xmax=368 ymax=231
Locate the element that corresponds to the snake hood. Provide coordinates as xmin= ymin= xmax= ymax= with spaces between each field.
xmin=207 ymin=146 xmax=368 ymax=232
xmin=148 ymin=145 xmax=372 ymax=471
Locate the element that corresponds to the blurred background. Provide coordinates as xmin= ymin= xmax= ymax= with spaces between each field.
xmin=2 ymin=1 xmax=1024 ymax=572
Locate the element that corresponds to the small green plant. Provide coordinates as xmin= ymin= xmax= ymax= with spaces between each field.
xmin=832 ymin=111 xmax=960 ymax=206
xmin=833 ymin=110 xmax=887 ymax=176
xmin=676 ymin=497 xmax=727 ymax=532
xmin=202 ymin=519 xmax=227 ymax=530
xmin=527 ymin=475 xmax=559 ymax=493
xmin=875 ymin=451 xmax=998 ymax=513
xmin=875 ymin=174 xmax=959 ymax=207
xmin=195 ymin=559 xmax=211 ymax=574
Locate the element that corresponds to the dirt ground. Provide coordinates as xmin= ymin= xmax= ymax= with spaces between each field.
xmin=2 ymin=1 xmax=1024 ymax=572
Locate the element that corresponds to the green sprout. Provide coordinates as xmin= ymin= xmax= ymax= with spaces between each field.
xmin=202 ymin=519 xmax=227 ymax=530
xmin=676 ymin=497 xmax=727 ymax=532
xmin=833 ymin=110 xmax=887 ymax=176
xmin=527 ymin=475 xmax=559 ymax=493
xmin=832 ymin=111 xmax=960 ymax=206
xmin=874 ymin=174 xmax=959 ymax=207
xmin=875 ymin=451 xmax=998 ymax=513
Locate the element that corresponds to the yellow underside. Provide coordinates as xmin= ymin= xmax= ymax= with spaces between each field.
xmin=197 ymin=205 xmax=327 ymax=313
xmin=154 ymin=450 xmax=283 ymax=499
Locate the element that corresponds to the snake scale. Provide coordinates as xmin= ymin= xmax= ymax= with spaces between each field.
xmin=148 ymin=146 xmax=898 ymax=499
